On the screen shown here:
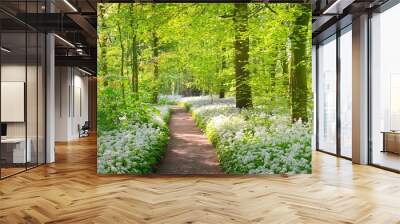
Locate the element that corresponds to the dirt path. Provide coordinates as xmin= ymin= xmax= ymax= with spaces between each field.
xmin=156 ymin=106 xmax=223 ymax=175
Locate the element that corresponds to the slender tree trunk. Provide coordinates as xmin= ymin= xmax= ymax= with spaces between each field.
xmin=281 ymin=40 xmax=290 ymax=104
xmin=282 ymin=4 xmax=290 ymax=105
xmin=264 ymin=58 xmax=270 ymax=101
xmin=129 ymin=5 xmax=139 ymax=93
xmin=219 ymin=47 xmax=226 ymax=98
xmin=289 ymin=5 xmax=310 ymax=122
xmin=219 ymin=88 xmax=225 ymax=98
xmin=233 ymin=3 xmax=252 ymax=108
xmin=282 ymin=43 xmax=289 ymax=76
xmin=117 ymin=4 xmax=126 ymax=104
xmin=132 ymin=35 xmax=139 ymax=93
xmin=98 ymin=4 xmax=108 ymax=86
xmin=270 ymin=61 xmax=276 ymax=91
xmin=268 ymin=49 xmax=278 ymax=105
xmin=151 ymin=29 xmax=159 ymax=103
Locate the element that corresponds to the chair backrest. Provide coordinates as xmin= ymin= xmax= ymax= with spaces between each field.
xmin=82 ymin=121 xmax=90 ymax=129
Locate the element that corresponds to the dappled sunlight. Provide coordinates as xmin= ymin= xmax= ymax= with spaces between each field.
xmin=156 ymin=107 xmax=223 ymax=175
xmin=173 ymin=133 xmax=211 ymax=144
xmin=97 ymin=3 xmax=312 ymax=175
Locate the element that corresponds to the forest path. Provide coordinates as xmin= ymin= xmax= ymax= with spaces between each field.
xmin=156 ymin=106 xmax=223 ymax=175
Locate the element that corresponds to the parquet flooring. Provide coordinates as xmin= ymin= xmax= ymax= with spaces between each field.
xmin=1 ymin=135 xmax=400 ymax=223
xmin=0 ymin=167 xmax=26 ymax=178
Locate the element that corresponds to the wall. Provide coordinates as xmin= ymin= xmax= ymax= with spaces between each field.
xmin=1 ymin=64 xmax=44 ymax=138
xmin=54 ymin=67 xmax=89 ymax=141
xmin=1 ymin=64 xmax=26 ymax=138
xmin=1 ymin=62 xmax=46 ymax=165
xmin=55 ymin=66 xmax=70 ymax=141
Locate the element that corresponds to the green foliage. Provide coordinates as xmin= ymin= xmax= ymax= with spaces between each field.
xmin=97 ymin=87 xmax=155 ymax=133
xmin=185 ymin=97 xmax=312 ymax=174
xmin=97 ymin=3 xmax=312 ymax=174
xmin=98 ymin=3 xmax=312 ymax=119
xmin=97 ymin=106 xmax=171 ymax=174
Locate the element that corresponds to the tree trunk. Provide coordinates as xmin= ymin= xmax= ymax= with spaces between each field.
xmin=219 ymin=47 xmax=226 ymax=99
xmin=233 ymin=3 xmax=252 ymax=108
xmin=219 ymin=89 xmax=225 ymax=98
xmin=281 ymin=41 xmax=290 ymax=103
xmin=98 ymin=4 xmax=108 ymax=86
xmin=151 ymin=29 xmax=159 ymax=103
xmin=268 ymin=49 xmax=278 ymax=105
xmin=289 ymin=5 xmax=310 ymax=122
xmin=117 ymin=4 xmax=126 ymax=104
xmin=132 ymin=35 xmax=139 ymax=93
xmin=129 ymin=5 xmax=139 ymax=93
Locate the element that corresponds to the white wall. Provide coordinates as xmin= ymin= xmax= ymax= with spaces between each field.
xmin=55 ymin=66 xmax=70 ymax=141
xmin=1 ymin=65 xmax=40 ymax=137
xmin=54 ymin=67 xmax=89 ymax=141
xmin=1 ymin=65 xmax=26 ymax=139
xmin=72 ymin=72 xmax=89 ymax=138
xmin=1 ymin=63 xmax=46 ymax=164
xmin=1 ymin=64 xmax=25 ymax=81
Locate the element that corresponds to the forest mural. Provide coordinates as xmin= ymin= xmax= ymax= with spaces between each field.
xmin=97 ymin=3 xmax=312 ymax=175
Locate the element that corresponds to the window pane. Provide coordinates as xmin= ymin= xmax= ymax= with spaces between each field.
xmin=1 ymin=31 xmax=27 ymax=177
xmin=340 ymin=27 xmax=352 ymax=158
xmin=371 ymin=4 xmax=400 ymax=171
xmin=318 ymin=35 xmax=337 ymax=154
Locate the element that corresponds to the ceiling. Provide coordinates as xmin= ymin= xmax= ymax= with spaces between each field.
xmin=0 ymin=0 xmax=97 ymax=74
xmin=311 ymin=0 xmax=391 ymax=43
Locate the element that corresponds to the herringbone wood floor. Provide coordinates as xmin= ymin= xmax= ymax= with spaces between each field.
xmin=1 ymin=136 xmax=400 ymax=224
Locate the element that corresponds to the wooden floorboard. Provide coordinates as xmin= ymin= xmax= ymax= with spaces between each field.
xmin=1 ymin=135 xmax=400 ymax=223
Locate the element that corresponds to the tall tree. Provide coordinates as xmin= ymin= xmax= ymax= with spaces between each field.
xmin=151 ymin=4 xmax=160 ymax=103
xmin=117 ymin=4 xmax=126 ymax=104
xmin=219 ymin=47 xmax=227 ymax=98
xmin=233 ymin=3 xmax=252 ymax=108
xmin=97 ymin=3 xmax=313 ymax=125
xmin=289 ymin=5 xmax=311 ymax=122
xmin=151 ymin=29 xmax=160 ymax=103
xmin=129 ymin=4 xmax=139 ymax=93
xmin=98 ymin=4 xmax=108 ymax=86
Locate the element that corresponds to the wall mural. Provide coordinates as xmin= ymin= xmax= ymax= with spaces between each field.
xmin=97 ymin=3 xmax=312 ymax=175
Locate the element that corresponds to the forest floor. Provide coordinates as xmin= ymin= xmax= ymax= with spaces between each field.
xmin=156 ymin=106 xmax=223 ymax=175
